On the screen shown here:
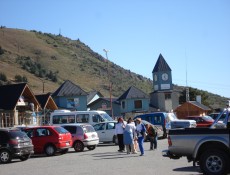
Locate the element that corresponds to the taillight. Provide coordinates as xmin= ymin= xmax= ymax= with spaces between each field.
xmin=84 ymin=133 xmax=88 ymax=139
xmin=9 ymin=139 xmax=19 ymax=146
xmin=168 ymin=136 xmax=172 ymax=146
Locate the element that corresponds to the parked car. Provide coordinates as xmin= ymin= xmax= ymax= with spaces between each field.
xmin=61 ymin=124 xmax=99 ymax=152
xmin=186 ymin=116 xmax=214 ymax=127
xmin=208 ymin=112 xmax=226 ymax=121
xmin=93 ymin=121 xmax=118 ymax=144
xmin=141 ymin=120 xmax=164 ymax=139
xmin=0 ymin=127 xmax=34 ymax=163
xmin=24 ymin=126 xmax=72 ymax=156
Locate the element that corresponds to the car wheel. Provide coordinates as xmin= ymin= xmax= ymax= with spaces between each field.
xmin=200 ymin=149 xmax=229 ymax=175
xmin=113 ymin=135 xmax=118 ymax=145
xmin=73 ymin=141 xmax=84 ymax=152
xmin=87 ymin=145 xmax=96 ymax=150
xmin=60 ymin=149 xmax=69 ymax=154
xmin=19 ymin=154 xmax=30 ymax=161
xmin=44 ymin=144 xmax=56 ymax=156
xmin=0 ymin=149 xmax=12 ymax=163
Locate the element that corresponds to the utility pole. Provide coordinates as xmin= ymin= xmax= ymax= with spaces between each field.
xmin=103 ymin=49 xmax=114 ymax=119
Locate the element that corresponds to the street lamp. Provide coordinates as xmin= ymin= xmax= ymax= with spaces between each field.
xmin=103 ymin=49 xmax=114 ymax=118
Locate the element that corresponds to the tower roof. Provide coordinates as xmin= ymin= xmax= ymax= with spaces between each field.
xmin=152 ymin=54 xmax=171 ymax=73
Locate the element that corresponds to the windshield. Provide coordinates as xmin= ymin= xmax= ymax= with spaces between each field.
xmin=166 ymin=113 xmax=178 ymax=122
xmin=100 ymin=113 xmax=113 ymax=121
xmin=54 ymin=127 xmax=70 ymax=134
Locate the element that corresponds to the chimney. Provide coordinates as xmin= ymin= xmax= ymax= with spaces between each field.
xmin=196 ymin=95 xmax=201 ymax=104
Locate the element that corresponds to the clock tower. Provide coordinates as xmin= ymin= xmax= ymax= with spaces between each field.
xmin=150 ymin=54 xmax=179 ymax=112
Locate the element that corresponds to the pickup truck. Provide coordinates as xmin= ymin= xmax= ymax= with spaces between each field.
xmin=162 ymin=107 xmax=230 ymax=175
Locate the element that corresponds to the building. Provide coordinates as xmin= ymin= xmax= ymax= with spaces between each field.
xmin=0 ymin=83 xmax=41 ymax=127
xmin=52 ymin=80 xmax=88 ymax=111
xmin=174 ymin=101 xmax=211 ymax=119
xmin=150 ymin=54 xmax=179 ymax=112
xmin=117 ymin=86 xmax=150 ymax=119
xmin=87 ymin=97 xmax=121 ymax=119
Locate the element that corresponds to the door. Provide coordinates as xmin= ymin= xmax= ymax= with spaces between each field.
xmin=93 ymin=123 xmax=106 ymax=142
xmin=104 ymin=122 xmax=116 ymax=142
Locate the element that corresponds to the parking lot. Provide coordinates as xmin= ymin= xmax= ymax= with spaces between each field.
xmin=1 ymin=139 xmax=202 ymax=175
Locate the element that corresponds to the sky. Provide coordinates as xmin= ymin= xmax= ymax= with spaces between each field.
xmin=1 ymin=0 xmax=230 ymax=98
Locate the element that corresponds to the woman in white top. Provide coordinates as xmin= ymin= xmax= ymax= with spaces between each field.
xmin=115 ymin=117 xmax=126 ymax=152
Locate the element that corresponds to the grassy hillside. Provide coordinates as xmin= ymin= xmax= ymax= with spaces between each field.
xmin=0 ymin=27 xmax=228 ymax=109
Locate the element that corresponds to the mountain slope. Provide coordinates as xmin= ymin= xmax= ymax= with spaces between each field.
xmin=0 ymin=27 xmax=228 ymax=109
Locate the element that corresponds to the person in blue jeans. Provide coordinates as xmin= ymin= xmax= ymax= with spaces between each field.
xmin=135 ymin=118 xmax=146 ymax=156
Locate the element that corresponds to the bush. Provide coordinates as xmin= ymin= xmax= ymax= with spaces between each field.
xmin=0 ymin=72 xmax=7 ymax=82
xmin=15 ymin=75 xmax=28 ymax=83
xmin=0 ymin=46 xmax=4 ymax=55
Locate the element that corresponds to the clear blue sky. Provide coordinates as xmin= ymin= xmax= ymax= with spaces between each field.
xmin=1 ymin=0 xmax=230 ymax=98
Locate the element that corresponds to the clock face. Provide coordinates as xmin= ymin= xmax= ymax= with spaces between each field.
xmin=162 ymin=73 xmax=168 ymax=81
xmin=154 ymin=74 xmax=157 ymax=81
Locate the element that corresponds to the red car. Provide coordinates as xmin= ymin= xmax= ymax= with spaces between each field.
xmin=186 ymin=116 xmax=214 ymax=127
xmin=24 ymin=126 xmax=72 ymax=156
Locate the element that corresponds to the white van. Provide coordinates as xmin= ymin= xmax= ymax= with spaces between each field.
xmin=50 ymin=110 xmax=114 ymax=126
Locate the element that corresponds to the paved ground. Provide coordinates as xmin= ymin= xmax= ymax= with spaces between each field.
xmin=1 ymin=139 xmax=203 ymax=175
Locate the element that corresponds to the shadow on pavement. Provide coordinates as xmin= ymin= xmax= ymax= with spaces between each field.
xmin=173 ymin=166 xmax=202 ymax=175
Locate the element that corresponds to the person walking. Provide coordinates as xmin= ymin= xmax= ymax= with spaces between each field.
xmin=145 ymin=124 xmax=158 ymax=150
xmin=123 ymin=118 xmax=137 ymax=154
xmin=135 ymin=118 xmax=146 ymax=156
xmin=115 ymin=117 xmax=126 ymax=152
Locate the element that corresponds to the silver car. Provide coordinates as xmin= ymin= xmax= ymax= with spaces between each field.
xmin=61 ymin=124 xmax=99 ymax=152
xmin=93 ymin=121 xmax=118 ymax=144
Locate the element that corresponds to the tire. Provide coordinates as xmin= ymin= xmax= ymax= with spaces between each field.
xmin=60 ymin=149 xmax=69 ymax=154
xmin=0 ymin=149 xmax=12 ymax=164
xmin=44 ymin=144 xmax=56 ymax=156
xmin=19 ymin=154 xmax=30 ymax=161
xmin=73 ymin=141 xmax=84 ymax=152
xmin=87 ymin=145 xmax=96 ymax=150
xmin=113 ymin=135 xmax=118 ymax=145
xmin=200 ymin=149 xmax=229 ymax=175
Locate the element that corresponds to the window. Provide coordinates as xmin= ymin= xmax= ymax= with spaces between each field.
xmin=62 ymin=126 xmax=76 ymax=134
xmin=92 ymin=114 xmax=104 ymax=123
xmin=53 ymin=115 xmax=75 ymax=124
xmin=121 ymin=101 xmax=125 ymax=109
xmin=134 ymin=100 xmax=142 ymax=109
xmin=36 ymin=128 xmax=51 ymax=137
xmin=107 ymin=122 xmax=115 ymax=130
xmin=76 ymin=114 xmax=89 ymax=123
xmin=165 ymin=94 xmax=171 ymax=100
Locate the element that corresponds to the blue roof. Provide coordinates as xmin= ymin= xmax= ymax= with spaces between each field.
xmin=152 ymin=54 xmax=171 ymax=73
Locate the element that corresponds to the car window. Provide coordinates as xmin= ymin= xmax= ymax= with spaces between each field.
xmin=153 ymin=115 xmax=162 ymax=125
xmin=8 ymin=131 xmax=27 ymax=138
xmin=54 ymin=127 xmax=69 ymax=134
xmin=62 ymin=126 xmax=77 ymax=134
xmin=0 ymin=131 xmax=8 ymax=143
xmin=107 ymin=122 xmax=115 ymax=130
xmin=25 ymin=129 xmax=34 ymax=138
xmin=76 ymin=114 xmax=89 ymax=123
xmin=83 ymin=125 xmax=96 ymax=133
xmin=92 ymin=114 xmax=104 ymax=122
xmin=94 ymin=123 xmax=105 ymax=131
xmin=35 ymin=128 xmax=51 ymax=137
xmin=53 ymin=115 xmax=75 ymax=124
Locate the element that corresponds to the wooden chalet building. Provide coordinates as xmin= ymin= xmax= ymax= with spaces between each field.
xmin=0 ymin=83 xmax=41 ymax=127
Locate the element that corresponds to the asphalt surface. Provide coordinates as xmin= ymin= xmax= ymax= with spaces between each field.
xmin=1 ymin=139 xmax=203 ymax=175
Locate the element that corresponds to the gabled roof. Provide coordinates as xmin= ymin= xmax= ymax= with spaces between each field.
xmin=189 ymin=101 xmax=211 ymax=111
xmin=152 ymin=54 xmax=171 ymax=73
xmin=35 ymin=93 xmax=58 ymax=110
xmin=117 ymin=86 xmax=149 ymax=101
xmin=87 ymin=90 xmax=103 ymax=103
xmin=0 ymin=83 xmax=40 ymax=110
xmin=87 ymin=97 xmax=120 ymax=107
xmin=52 ymin=80 xmax=88 ymax=97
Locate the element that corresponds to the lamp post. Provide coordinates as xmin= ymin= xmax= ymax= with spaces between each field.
xmin=103 ymin=49 xmax=114 ymax=118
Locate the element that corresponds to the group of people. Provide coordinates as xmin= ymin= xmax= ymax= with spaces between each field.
xmin=114 ymin=117 xmax=158 ymax=156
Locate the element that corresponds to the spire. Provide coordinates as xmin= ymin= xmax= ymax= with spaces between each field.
xmin=152 ymin=54 xmax=171 ymax=73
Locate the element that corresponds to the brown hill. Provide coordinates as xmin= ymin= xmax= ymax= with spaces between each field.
xmin=0 ymin=27 xmax=228 ymax=109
